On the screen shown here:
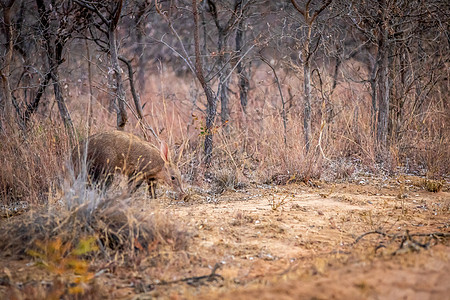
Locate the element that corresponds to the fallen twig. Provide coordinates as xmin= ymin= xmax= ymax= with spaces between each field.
xmin=354 ymin=230 xmax=388 ymax=243
xmin=151 ymin=262 xmax=224 ymax=288
xmin=354 ymin=230 xmax=450 ymax=255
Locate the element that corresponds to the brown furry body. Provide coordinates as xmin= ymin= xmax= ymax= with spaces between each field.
xmin=72 ymin=131 xmax=184 ymax=198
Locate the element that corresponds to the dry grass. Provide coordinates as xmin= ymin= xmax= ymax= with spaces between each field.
xmin=0 ymin=175 xmax=193 ymax=298
xmin=422 ymin=179 xmax=444 ymax=193
xmin=0 ymin=63 xmax=448 ymax=298
xmin=0 ymin=190 xmax=190 ymax=260
xmin=0 ymin=122 xmax=70 ymax=208
xmin=2 ymin=65 xmax=448 ymax=206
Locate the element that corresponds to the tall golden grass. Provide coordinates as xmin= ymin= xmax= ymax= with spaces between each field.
xmin=1 ymin=66 xmax=448 ymax=207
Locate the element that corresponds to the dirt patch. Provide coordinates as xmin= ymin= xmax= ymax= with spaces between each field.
xmin=1 ymin=180 xmax=449 ymax=299
xmin=213 ymin=246 xmax=450 ymax=300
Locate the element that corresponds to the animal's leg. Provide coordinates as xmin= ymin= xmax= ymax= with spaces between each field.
xmin=148 ymin=180 xmax=157 ymax=199
xmin=105 ymin=174 xmax=114 ymax=187
xmin=89 ymin=166 xmax=113 ymax=191
xmin=128 ymin=177 xmax=144 ymax=193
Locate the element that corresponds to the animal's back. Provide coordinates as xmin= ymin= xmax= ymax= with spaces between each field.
xmin=73 ymin=131 xmax=163 ymax=180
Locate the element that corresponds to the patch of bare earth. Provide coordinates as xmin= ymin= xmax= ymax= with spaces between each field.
xmin=1 ymin=179 xmax=449 ymax=299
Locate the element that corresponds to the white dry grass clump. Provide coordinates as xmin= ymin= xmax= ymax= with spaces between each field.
xmin=0 ymin=168 xmax=190 ymax=261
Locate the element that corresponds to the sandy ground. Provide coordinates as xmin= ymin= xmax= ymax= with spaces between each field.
xmin=1 ymin=178 xmax=449 ymax=299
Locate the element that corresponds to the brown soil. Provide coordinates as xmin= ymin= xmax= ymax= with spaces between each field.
xmin=1 ymin=178 xmax=449 ymax=299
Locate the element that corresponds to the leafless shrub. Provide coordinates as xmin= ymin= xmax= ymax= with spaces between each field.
xmin=422 ymin=179 xmax=443 ymax=193
xmin=0 ymin=123 xmax=69 ymax=206
xmin=0 ymin=186 xmax=191 ymax=262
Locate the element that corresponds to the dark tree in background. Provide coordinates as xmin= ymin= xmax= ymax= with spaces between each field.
xmin=344 ymin=0 xmax=449 ymax=156
xmin=0 ymin=0 xmax=16 ymax=129
xmin=290 ymin=0 xmax=332 ymax=153
xmin=192 ymin=0 xmax=217 ymax=166
xmin=235 ymin=9 xmax=251 ymax=114
xmin=35 ymin=0 xmax=77 ymax=139
xmin=75 ymin=0 xmax=128 ymax=130
xmin=206 ymin=0 xmax=247 ymax=128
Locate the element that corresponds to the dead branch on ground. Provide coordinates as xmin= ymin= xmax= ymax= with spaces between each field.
xmin=354 ymin=230 xmax=450 ymax=255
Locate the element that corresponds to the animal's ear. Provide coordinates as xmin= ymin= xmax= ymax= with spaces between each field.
xmin=160 ymin=141 xmax=169 ymax=163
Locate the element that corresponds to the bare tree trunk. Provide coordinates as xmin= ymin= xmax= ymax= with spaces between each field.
xmin=219 ymin=69 xmax=230 ymax=127
xmin=119 ymin=56 xmax=145 ymax=120
xmin=85 ymin=39 xmax=94 ymax=135
xmin=376 ymin=9 xmax=390 ymax=150
xmin=391 ymin=42 xmax=407 ymax=143
xmin=207 ymin=0 xmax=232 ymax=130
xmin=135 ymin=2 xmax=147 ymax=93
xmin=330 ymin=47 xmax=342 ymax=93
xmin=108 ymin=0 xmax=127 ymax=130
xmin=303 ymin=26 xmax=312 ymax=153
xmin=108 ymin=28 xmax=127 ymax=130
xmin=193 ymin=0 xmax=217 ymax=166
xmin=136 ymin=32 xmax=146 ymax=93
xmin=200 ymin=1 xmax=209 ymax=73
xmin=207 ymin=0 xmax=246 ymax=131
xmin=376 ymin=50 xmax=389 ymax=149
xmin=36 ymin=0 xmax=74 ymax=139
xmin=23 ymin=72 xmax=51 ymax=124
xmin=51 ymin=68 xmax=74 ymax=133
xmin=217 ymin=31 xmax=230 ymax=127
xmin=0 ymin=0 xmax=16 ymax=130
xmin=290 ymin=0 xmax=331 ymax=153
xmin=235 ymin=17 xmax=250 ymax=114
xmin=204 ymin=86 xmax=217 ymax=166
xmin=369 ymin=58 xmax=378 ymax=138
xmin=74 ymin=0 xmax=127 ymax=130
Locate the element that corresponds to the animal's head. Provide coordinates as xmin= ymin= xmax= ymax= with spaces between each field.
xmin=159 ymin=141 xmax=186 ymax=200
